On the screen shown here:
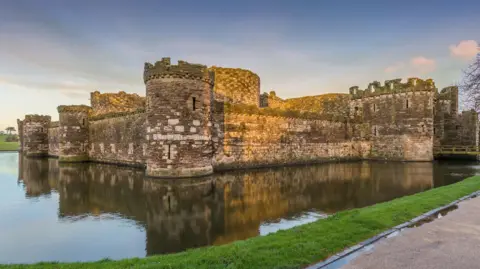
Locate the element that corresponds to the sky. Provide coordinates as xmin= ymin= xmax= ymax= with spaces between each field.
xmin=0 ymin=0 xmax=479 ymax=131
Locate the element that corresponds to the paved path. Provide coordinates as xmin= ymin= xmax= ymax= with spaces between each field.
xmin=343 ymin=196 xmax=480 ymax=269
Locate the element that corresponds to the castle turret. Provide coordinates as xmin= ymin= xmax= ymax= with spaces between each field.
xmin=143 ymin=57 xmax=215 ymax=178
xmin=57 ymin=105 xmax=91 ymax=162
xmin=23 ymin=115 xmax=51 ymax=157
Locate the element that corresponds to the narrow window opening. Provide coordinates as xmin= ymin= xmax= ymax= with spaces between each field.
xmin=456 ymin=125 xmax=460 ymax=130
xmin=167 ymin=144 xmax=171 ymax=159
xmin=373 ymin=127 xmax=377 ymax=136
xmin=433 ymin=128 xmax=436 ymax=134
xmin=82 ymin=118 xmax=86 ymax=126
xmin=354 ymin=106 xmax=359 ymax=111
xmin=406 ymin=99 xmax=409 ymax=108
xmin=422 ymin=125 xmax=425 ymax=132
xmin=373 ymin=104 xmax=376 ymax=112
xmin=168 ymin=195 xmax=171 ymax=211
xmin=192 ymin=97 xmax=196 ymax=111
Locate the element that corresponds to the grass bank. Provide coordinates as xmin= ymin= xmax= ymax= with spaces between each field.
xmin=0 ymin=135 xmax=19 ymax=151
xmin=3 ymin=176 xmax=480 ymax=269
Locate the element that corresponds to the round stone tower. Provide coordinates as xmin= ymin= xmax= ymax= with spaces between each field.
xmin=144 ymin=57 xmax=215 ymax=178
xmin=23 ymin=115 xmax=51 ymax=157
xmin=57 ymin=105 xmax=91 ymax=162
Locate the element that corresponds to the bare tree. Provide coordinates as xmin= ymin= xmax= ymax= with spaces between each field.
xmin=461 ymin=52 xmax=480 ymax=112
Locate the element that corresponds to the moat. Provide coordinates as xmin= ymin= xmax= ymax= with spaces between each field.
xmin=1 ymin=152 xmax=479 ymax=264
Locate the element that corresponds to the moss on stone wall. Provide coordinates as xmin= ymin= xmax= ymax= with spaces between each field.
xmin=223 ymin=102 xmax=346 ymax=122
xmin=209 ymin=66 xmax=260 ymax=106
xmin=89 ymin=108 xmax=146 ymax=121
xmin=260 ymin=93 xmax=350 ymax=120
xmin=90 ymin=91 xmax=146 ymax=117
xmin=57 ymin=105 xmax=92 ymax=114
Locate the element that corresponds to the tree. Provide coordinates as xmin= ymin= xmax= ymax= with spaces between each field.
xmin=5 ymin=127 xmax=15 ymax=135
xmin=461 ymin=52 xmax=480 ymax=112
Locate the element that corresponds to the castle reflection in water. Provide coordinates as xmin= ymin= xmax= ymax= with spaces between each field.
xmin=17 ymin=155 xmax=471 ymax=256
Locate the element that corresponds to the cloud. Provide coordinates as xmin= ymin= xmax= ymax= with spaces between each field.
xmin=384 ymin=62 xmax=405 ymax=73
xmin=384 ymin=56 xmax=436 ymax=75
xmin=449 ymin=40 xmax=479 ymax=60
xmin=410 ymin=56 xmax=436 ymax=73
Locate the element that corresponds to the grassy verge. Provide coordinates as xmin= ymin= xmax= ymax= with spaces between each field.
xmin=3 ymin=176 xmax=480 ymax=269
xmin=0 ymin=135 xmax=19 ymax=151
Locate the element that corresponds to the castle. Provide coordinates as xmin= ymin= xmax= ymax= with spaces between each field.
xmin=17 ymin=57 xmax=480 ymax=178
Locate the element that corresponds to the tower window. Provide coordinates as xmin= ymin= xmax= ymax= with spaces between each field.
xmin=192 ymin=97 xmax=196 ymax=111
xmin=82 ymin=118 xmax=86 ymax=126
xmin=373 ymin=104 xmax=376 ymax=112
xmin=433 ymin=128 xmax=436 ymax=134
xmin=167 ymin=144 xmax=171 ymax=159
xmin=354 ymin=106 xmax=359 ymax=111
xmin=373 ymin=127 xmax=377 ymax=136
xmin=406 ymin=99 xmax=409 ymax=108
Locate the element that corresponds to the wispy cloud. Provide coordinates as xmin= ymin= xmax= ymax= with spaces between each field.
xmin=449 ymin=40 xmax=479 ymax=60
xmin=384 ymin=62 xmax=405 ymax=74
xmin=384 ymin=56 xmax=436 ymax=75
xmin=410 ymin=56 xmax=436 ymax=74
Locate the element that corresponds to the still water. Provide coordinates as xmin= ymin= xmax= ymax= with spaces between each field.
xmin=0 ymin=152 xmax=479 ymax=264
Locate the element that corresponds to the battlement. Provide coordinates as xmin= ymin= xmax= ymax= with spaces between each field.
xmin=143 ymin=57 xmax=214 ymax=84
xmin=90 ymin=90 xmax=145 ymax=116
xmin=350 ymin=78 xmax=436 ymax=99
xmin=24 ymin=115 xmax=51 ymax=123
xmin=57 ymin=105 xmax=92 ymax=114
xmin=209 ymin=66 xmax=259 ymax=78
xmin=49 ymin=121 xmax=59 ymax=128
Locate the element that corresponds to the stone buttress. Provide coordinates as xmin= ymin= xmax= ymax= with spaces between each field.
xmin=143 ymin=57 xmax=215 ymax=177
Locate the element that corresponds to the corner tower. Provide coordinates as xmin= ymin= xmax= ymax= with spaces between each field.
xmin=57 ymin=105 xmax=91 ymax=162
xmin=23 ymin=115 xmax=51 ymax=157
xmin=144 ymin=57 xmax=215 ymax=178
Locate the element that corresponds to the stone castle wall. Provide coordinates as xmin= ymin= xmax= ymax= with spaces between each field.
xmin=209 ymin=67 xmax=260 ymax=106
xmin=349 ymin=78 xmax=436 ymax=161
xmin=48 ymin=122 xmax=60 ymax=156
xmin=88 ymin=113 xmax=146 ymax=166
xmin=90 ymin=91 xmax=145 ymax=116
xmin=213 ymin=112 xmax=369 ymax=170
xmin=265 ymin=92 xmax=350 ymax=118
xmin=22 ymin=115 xmax=51 ymax=157
xmin=17 ymin=57 xmax=480 ymax=178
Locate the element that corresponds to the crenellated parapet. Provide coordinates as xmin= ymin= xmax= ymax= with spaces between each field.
xmin=90 ymin=91 xmax=145 ymax=117
xmin=57 ymin=105 xmax=92 ymax=114
xmin=350 ymin=78 xmax=436 ymax=99
xmin=24 ymin=114 xmax=51 ymax=123
xmin=144 ymin=57 xmax=214 ymax=85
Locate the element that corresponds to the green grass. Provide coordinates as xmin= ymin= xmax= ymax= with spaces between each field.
xmin=2 ymin=176 xmax=480 ymax=269
xmin=0 ymin=134 xmax=19 ymax=151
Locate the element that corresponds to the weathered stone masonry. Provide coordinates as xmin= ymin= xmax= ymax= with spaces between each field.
xmin=18 ymin=57 xmax=480 ymax=178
